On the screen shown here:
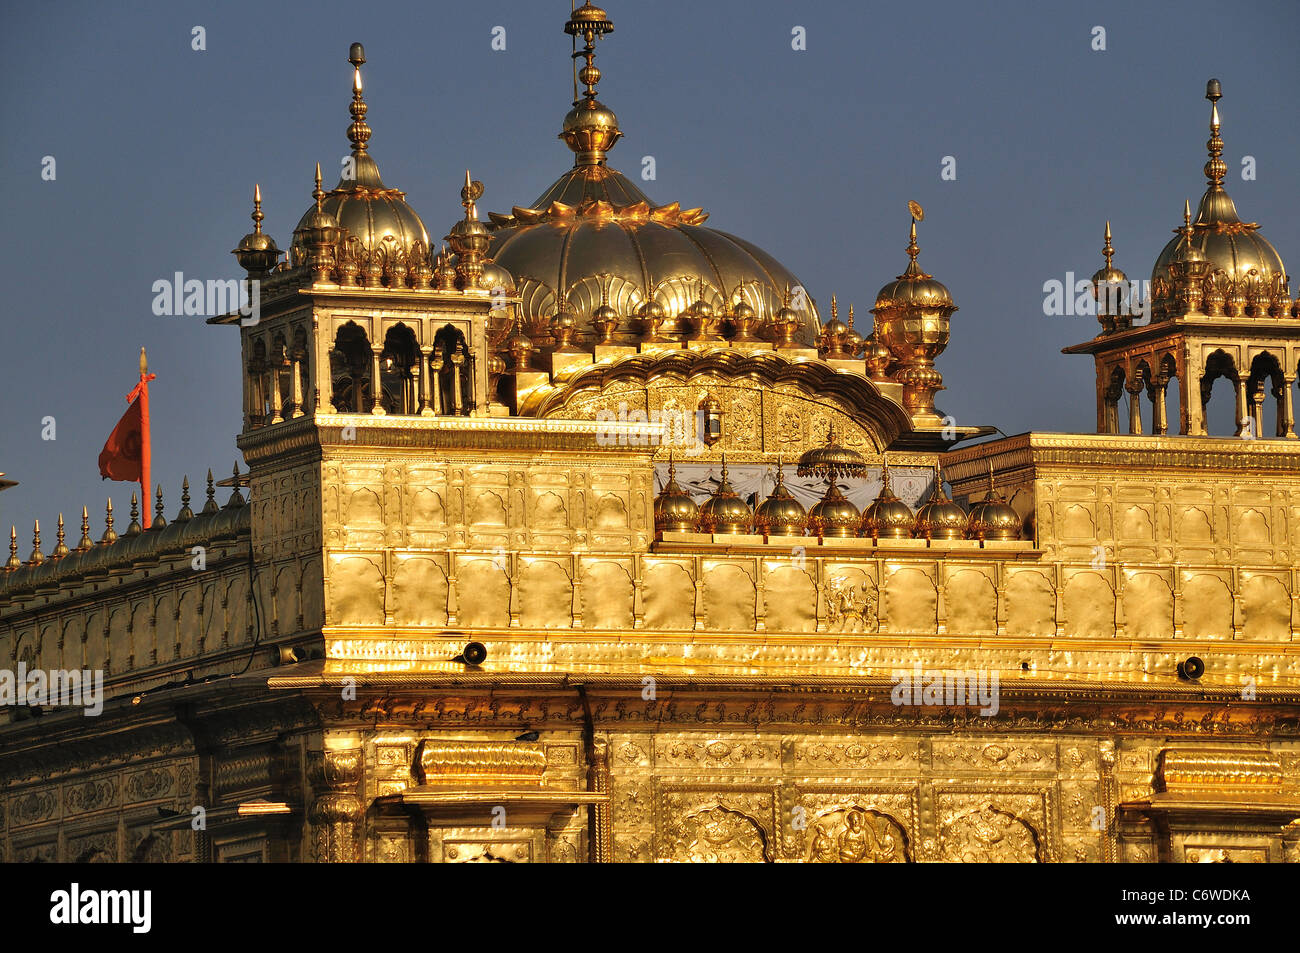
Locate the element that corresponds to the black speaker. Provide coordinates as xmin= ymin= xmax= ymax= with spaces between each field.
xmin=1177 ymin=656 xmax=1205 ymax=680
xmin=455 ymin=641 xmax=488 ymax=666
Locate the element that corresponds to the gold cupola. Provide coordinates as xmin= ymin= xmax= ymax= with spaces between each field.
xmin=798 ymin=425 xmax=868 ymax=539
xmin=696 ymin=457 xmax=752 ymax=535
xmin=752 ymin=459 xmax=808 ymax=537
xmin=233 ymin=184 xmax=281 ymax=279
xmin=653 ymin=454 xmax=699 ymax=535
xmin=860 ymin=459 xmax=915 ymax=541
xmin=293 ymin=44 xmax=430 ymax=259
xmin=485 ymin=5 xmax=821 ymax=349
xmin=965 ymin=462 xmax=1021 ymax=542
xmin=1090 ymin=222 xmax=1129 ymax=335
xmin=1149 ymin=80 xmax=1289 ymax=320
xmin=871 ymin=204 xmax=956 ymax=420
xmin=912 ymin=466 xmax=967 ymax=541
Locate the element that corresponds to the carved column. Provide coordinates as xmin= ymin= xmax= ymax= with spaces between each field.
xmin=418 ymin=346 xmax=434 ymax=416
xmin=1126 ymin=382 xmax=1144 ymax=435
xmin=371 ymin=347 xmax=385 ymax=415
xmin=1234 ymin=377 xmax=1248 ymax=436
xmin=307 ymin=748 xmax=364 ymax=863
xmin=290 ymin=357 xmax=304 ymax=418
xmin=1283 ymin=375 xmax=1297 ymax=439
xmin=268 ymin=364 xmax=284 ymax=425
xmin=1148 ymin=377 xmax=1168 ymax=435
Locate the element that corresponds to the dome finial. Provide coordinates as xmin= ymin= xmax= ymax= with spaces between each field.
xmin=1183 ymin=198 xmax=1191 ymax=230
xmin=347 ymin=42 xmax=371 ymax=153
xmin=313 ymin=162 xmax=325 ymax=211
xmin=77 ymin=506 xmax=94 ymax=552
xmin=5 ymin=526 xmax=19 ymax=571
xmin=100 ymin=498 xmax=117 ymax=546
xmin=560 ymin=4 xmax=620 ymax=165
xmin=1103 ymin=221 xmax=1113 ymax=268
xmin=1204 ymin=78 xmax=1225 ymax=191
xmin=252 ymin=184 xmax=264 ymax=233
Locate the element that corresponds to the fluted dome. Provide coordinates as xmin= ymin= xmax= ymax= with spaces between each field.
xmin=653 ymin=457 xmax=699 ymax=534
xmin=295 ymin=45 xmax=430 ymax=257
xmin=808 ymin=484 xmax=860 ymax=539
xmin=966 ymin=466 xmax=1021 ymax=542
xmin=697 ymin=460 xmax=752 ymax=534
xmin=753 ymin=467 xmax=807 ymax=536
xmin=1150 ymin=82 xmax=1287 ymax=312
xmin=913 ymin=471 xmax=967 ymax=541
xmin=485 ymin=8 xmax=820 ymax=348
xmin=860 ymin=467 xmax=914 ymax=541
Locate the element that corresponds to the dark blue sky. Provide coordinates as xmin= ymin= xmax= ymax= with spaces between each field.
xmin=2 ymin=0 xmax=1297 ymax=535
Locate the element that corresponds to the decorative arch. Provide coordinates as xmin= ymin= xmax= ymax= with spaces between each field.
xmin=379 ymin=323 xmax=421 ymax=415
xmin=432 ymin=324 xmax=473 ymax=415
xmin=330 ymin=321 xmax=372 ymax=413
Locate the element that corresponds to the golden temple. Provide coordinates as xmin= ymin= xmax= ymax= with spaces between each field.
xmin=1 ymin=4 xmax=1298 ymax=864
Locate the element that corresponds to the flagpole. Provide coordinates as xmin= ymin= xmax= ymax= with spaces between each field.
xmin=138 ymin=347 xmax=152 ymax=529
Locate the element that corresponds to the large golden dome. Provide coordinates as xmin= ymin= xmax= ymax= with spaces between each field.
xmin=1150 ymin=81 xmax=1287 ymax=314
xmin=485 ymin=8 xmax=820 ymax=347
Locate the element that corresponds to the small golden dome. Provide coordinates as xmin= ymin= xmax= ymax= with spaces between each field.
xmin=796 ymin=423 xmax=870 ymax=481
xmin=233 ymin=184 xmax=281 ymax=277
xmin=1090 ymin=221 xmax=1128 ymax=295
xmin=913 ymin=467 xmax=967 ymax=540
xmin=860 ymin=464 xmax=915 ymax=540
xmin=653 ymin=456 xmax=699 ymax=534
xmin=873 ymin=220 xmax=956 ymax=312
xmin=753 ymin=464 xmax=807 ymax=536
xmin=966 ymin=463 xmax=1021 ymax=542
xmin=808 ymin=482 xmax=860 ymax=539
xmin=296 ymin=46 xmax=430 ymax=257
xmin=697 ymin=458 xmax=752 ymax=534
xmin=480 ymin=259 xmax=516 ymax=296
xmin=1150 ymin=82 xmax=1287 ymax=312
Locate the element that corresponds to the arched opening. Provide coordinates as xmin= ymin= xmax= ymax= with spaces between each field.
xmin=379 ymin=323 xmax=420 ymax=415
xmin=432 ymin=324 xmax=473 ymax=416
xmin=1129 ymin=360 xmax=1152 ymax=434
xmin=271 ymin=332 xmax=290 ymax=420
xmin=1200 ymin=350 xmax=1240 ymax=436
xmin=1247 ymin=352 xmax=1285 ymax=438
xmin=330 ymin=322 xmax=372 ymax=413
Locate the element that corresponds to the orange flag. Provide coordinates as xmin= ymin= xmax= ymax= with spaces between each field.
xmin=97 ymin=348 xmax=155 ymax=526
xmin=98 ymin=396 xmax=145 ymax=482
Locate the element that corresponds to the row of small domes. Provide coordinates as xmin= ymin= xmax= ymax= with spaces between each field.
xmin=653 ymin=457 xmax=1021 ymax=542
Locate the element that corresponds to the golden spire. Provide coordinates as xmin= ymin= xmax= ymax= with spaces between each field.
xmin=1204 ymin=78 xmax=1225 ymax=190
xmin=177 ymin=477 xmax=194 ymax=522
xmin=5 ymin=526 xmax=19 ymax=571
xmin=153 ymin=484 xmax=168 ymax=530
xmin=560 ymin=4 xmax=621 ymax=165
xmin=462 ymin=169 xmax=482 ymax=221
xmin=252 ymin=184 xmax=265 ymax=233
xmin=52 ymin=514 xmax=69 ymax=560
xmin=347 ymin=42 xmax=371 ymax=153
xmin=126 ymin=492 xmax=142 ymax=537
xmin=77 ymin=506 xmax=94 ymax=552
xmin=225 ymin=463 xmax=246 ymax=508
xmin=1103 ymin=221 xmax=1114 ymax=269
xmin=28 ymin=520 xmax=44 ymax=566
xmin=202 ymin=469 xmax=219 ymax=515
xmin=830 ymin=294 xmax=838 ymax=322
xmin=100 ymin=498 xmax=117 ymax=546
xmin=313 ymin=162 xmax=325 ymax=210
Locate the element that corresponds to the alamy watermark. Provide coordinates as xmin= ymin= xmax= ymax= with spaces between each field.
xmin=891 ymin=663 xmax=999 ymax=716
xmin=152 ymin=272 xmax=261 ymax=326
xmin=1 ymin=664 xmax=104 ymax=716
xmin=1042 ymin=274 xmax=1149 ymax=324
xmin=595 ymin=402 xmax=706 ymax=454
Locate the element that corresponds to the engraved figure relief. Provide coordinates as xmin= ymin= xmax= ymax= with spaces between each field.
xmin=940 ymin=806 xmax=1041 ymax=863
xmin=807 ymin=807 xmax=908 ymax=863
xmin=680 ymin=806 xmax=769 ymax=863
xmin=827 ymin=575 xmax=877 ymax=633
